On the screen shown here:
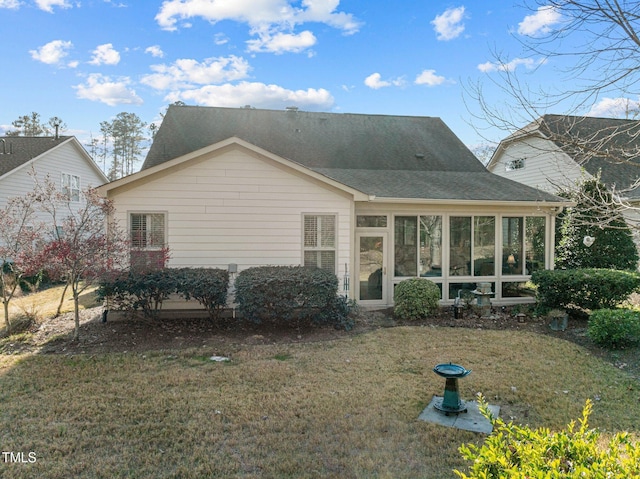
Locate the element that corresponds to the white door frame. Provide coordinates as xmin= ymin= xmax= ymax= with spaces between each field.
xmin=355 ymin=232 xmax=388 ymax=306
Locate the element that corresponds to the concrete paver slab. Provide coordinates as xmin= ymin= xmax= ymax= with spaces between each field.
xmin=418 ymin=396 xmax=499 ymax=434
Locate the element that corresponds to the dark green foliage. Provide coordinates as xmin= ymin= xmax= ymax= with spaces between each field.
xmin=455 ymin=397 xmax=640 ymax=478
xmin=393 ymin=278 xmax=440 ymax=320
xmin=234 ymin=266 xmax=354 ymax=329
xmin=588 ymin=308 xmax=640 ymax=349
xmin=555 ymin=177 xmax=638 ymax=270
xmin=531 ymin=268 xmax=640 ymax=312
xmin=98 ymin=267 xmax=229 ymax=320
xmin=173 ymin=268 xmax=229 ymax=319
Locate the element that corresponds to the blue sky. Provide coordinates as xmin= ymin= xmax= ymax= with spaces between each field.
xmin=0 ymin=1 xmax=629 ymax=154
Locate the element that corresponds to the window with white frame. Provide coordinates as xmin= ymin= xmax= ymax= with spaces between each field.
xmin=61 ymin=173 xmax=80 ymax=201
xmin=505 ymin=158 xmax=525 ymax=171
xmin=130 ymin=212 xmax=166 ymax=270
xmin=303 ymin=214 xmax=336 ymax=273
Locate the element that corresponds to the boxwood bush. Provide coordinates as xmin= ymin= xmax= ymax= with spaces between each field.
xmin=98 ymin=267 xmax=229 ymax=320
xmin=455 ymin=396 xmax=640 ymax=478
xmin=393 ymin=278 xmax=440 ymax=321
xmin=588 ymin=308 xmax=640 ymax=349
xmin=530 ymin=268 xmax=640 ymax=313
xmin=234 ymin=265 xmax=354 ymax=329
xmin=173 ymin=268 xmax=229 ymax=319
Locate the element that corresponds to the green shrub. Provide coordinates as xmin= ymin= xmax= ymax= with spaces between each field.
xmin=173 ymin=268 xmax=229 ymax=319
xmin=98 ymin=267 xmax=229 ymax=320
xmin=588 ymin=308 xmax=640 ymax=349
xmin=555 ymin=176 xmax=639 ymax=271
xmin=393 ymin=278 xmax=440 ymax=320
xmin=98 ymin=269 xmax=178 ymax=319
xmin=531 ymin=268 xmax=640 ymax=313
xmin=234 ymin=266 xmax=353 ymax=328
xmin=455 ymin=396 xmax=640 ymax=478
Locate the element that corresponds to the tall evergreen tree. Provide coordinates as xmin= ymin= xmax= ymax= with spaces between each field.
xmin=556 ymin=177 xmax=638 ymax=270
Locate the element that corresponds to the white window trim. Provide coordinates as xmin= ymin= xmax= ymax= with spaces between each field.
xmin=61 ymin=173 xmax=81 ymax=202
xmin=129 ymin=211 xmax=168 ymax=250
xmin=301 ymin=213 xmax=338 ymax=273
xmin=505 ymin=158 xmax=525 ymax=171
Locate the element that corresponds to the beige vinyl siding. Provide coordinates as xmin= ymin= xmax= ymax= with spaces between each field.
xmin=0 ymin=139 xmax=106 ymax=222
xmin=489 ymin=136 xmax=585 ymax=193
xmin=109 ymin=146 xmax=352 ymax=280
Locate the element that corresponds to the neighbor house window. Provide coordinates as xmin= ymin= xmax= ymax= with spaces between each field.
xmin=61 ymin=173 xmax=80 ymax=201
xmin=130 ymin=212 xmax=166 ymax=270
xmin=505 ymin=158 xmax=525 ymax=171
xmin=303 ymin=214 xmax=336 ymax=273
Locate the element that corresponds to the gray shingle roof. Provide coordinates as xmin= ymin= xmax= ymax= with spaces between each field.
xmin=0 ymin=136 xmax=71 ymax=177
xmin=540 ymin=115 xmax=640 ymax=199
xmin=143 ymin=105 xmax=563 ymax=203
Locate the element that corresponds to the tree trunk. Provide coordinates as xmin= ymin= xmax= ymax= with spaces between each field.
xmin=3 ymin=300 xmax=11 ymax=334
xmin=73 ymin=292 xmax=80 ymax=341
xmin=55 ymin=282 xmax=70 ymax=317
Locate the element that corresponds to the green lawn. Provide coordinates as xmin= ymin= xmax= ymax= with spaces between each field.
xmin=1 ymin=325 xmax=638 ymax=478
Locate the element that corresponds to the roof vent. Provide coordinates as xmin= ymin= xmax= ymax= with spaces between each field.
xmin=415 ymin=153 xmax=425 ymax=160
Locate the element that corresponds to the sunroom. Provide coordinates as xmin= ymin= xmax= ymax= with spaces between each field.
xmin=353 ymin=203 xmax=558 ymax=307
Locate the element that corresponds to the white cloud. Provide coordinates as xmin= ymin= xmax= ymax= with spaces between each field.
xmin=145 ymin=45 xmax=164 ymax=58
xmin=364 ymin=72 xmax=404 ymax=89
xmin=164 ymin=81 xmax=334 ymax=110
xmin=415 ymin=69 xmax=446 ymax=87
xmin=141 ymin=55 xmax=251 ymax=90
xmin=588 ymin=97 xmax=640 ymax=117
xmin=518 ymin=5 xmax=562 ymax=36
xmin=477 ymin=57 xmax=544 ymax=73
xmin=431 ymin=6 xmax=465 ymax=41
xmin=35 ymin=0 xmax=72 ymax=12
xmin=247 ymin=29 xmax=316 ymax=54
xmin=0 ymin=0 xmax=21 ymax=9
xmin=29 ymin=40 xmax=73 ymax=65
xmin=214 ymin=33 xmax=229 ymax=45
xmin=155 ymin=0 xmax=361 ymax=54
xmin=74 ymin=73 xmax=143 ymax=106
xmin=89 ymin=43 xmax=121 ymax=66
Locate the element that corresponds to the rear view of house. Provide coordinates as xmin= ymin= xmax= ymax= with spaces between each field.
xmin=98 ymin=105 xmax=567 ymax=307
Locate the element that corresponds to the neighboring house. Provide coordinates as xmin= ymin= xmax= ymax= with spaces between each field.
xmin=487 ymin=115 xmax=640 ymax=241
xmin=0 ymin=135 xmax=109 ymax=223
xmin=97 ymin=106 xmax=567 ymax=307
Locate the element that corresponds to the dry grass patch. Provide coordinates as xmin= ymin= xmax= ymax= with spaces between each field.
xmin=0 ymin=326 xmax=638 ymax=478
xmin=0 ymin=284 xmax=99 ymax=325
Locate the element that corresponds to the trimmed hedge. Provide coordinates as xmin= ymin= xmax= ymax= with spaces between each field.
xmin=394 ymin=278 xmax=440 ymax=321
xmin=98 ymin=267 xmax=229 ymax=319
xmin=234 ymin=265 xmax=354 ymax=329
xmin=588 ymin=308 xmax=640 ymax=349
xmin=173 ymin=268 xmax=229 ymax=319
xmin=530 ymin=268 xmax=640 ymax=313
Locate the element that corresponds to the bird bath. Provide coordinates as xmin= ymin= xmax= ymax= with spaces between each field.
xmin=433 ymin=362 xmax=471 ymax=415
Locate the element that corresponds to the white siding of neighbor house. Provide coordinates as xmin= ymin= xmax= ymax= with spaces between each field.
xmin=0 ymin=139 xmax=107 ymax=224
xmin=489 ymin=136 xmax=587 ymax=193
xmin=108 ymin=146 xmax=353 ymax=285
